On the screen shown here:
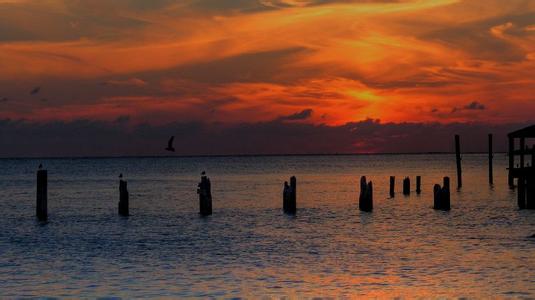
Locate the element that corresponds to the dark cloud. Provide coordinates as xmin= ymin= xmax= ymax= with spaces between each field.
xmin=464 ymin=101 xmax=486 ymax=110
xmin=0 ymin=118 xmax=530 ymax=157
xmin=278 ymin=109 xmax=313 ymax=121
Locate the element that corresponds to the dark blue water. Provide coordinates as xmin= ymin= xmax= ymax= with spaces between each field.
xmin=0 ymin=154 xmax=534 ymax=297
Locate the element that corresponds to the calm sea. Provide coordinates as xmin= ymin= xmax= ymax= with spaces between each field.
xmin=0 ymin=154 xmax=534 ymax=298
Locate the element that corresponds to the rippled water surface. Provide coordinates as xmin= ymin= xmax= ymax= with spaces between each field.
xmin=0 ymin=154 xmax=534 ymax=298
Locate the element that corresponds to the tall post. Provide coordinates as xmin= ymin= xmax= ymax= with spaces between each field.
xmin=416 ymin=176 xmax=421 ymax=194
xmin=389 ymin=176 xmax=395 ymax=198
xmin=118 ymin=179 xmax=129 ymax=216
xmin=455 ymin=135 xmax=462 ymax=189
xmin=36 ymin=169 xmax=48 ymax=221
xmin=488 ymin=134 xmax=493 ymax=185
xmin=198 ymin=174 xmax=213 ymax=216
xmin=289 ymin=176 xmax=297 ymax=214
xmin=442 ymin=177 xmax=451 ymax=211
xmin=527 ymin=146 xmax=535 ymax=209
xmin=359 ymin=176 xmax=373 ymax=212
xmin=508 ymin=136 xmax=515 ymax=188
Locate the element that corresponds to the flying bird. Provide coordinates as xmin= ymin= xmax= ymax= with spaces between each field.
xmin=30 ymin=87 xmax=41 ymax=95
xmin=165 ymin=136 xmax=175 ymax=152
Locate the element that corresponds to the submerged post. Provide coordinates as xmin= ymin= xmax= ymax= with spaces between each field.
xmin=283 ymin=176 xmax=297 ymax=215
xmin=403 ymin=177 xmax=410 ymax=195
xmin=455 ymin=135 xmax=462 ymax=189
xmin=118 ymin=178 xmax=129 ymax=216
xmin=416 ymin=176 xmax=422 ymax=194
xmin=36 ymin=168 xmax=47 ymax=221
xmin=488 ymin=134 xmax=494 ymax=185
xmin=389 ymin=176 xmax=395 ymax=198
xmin=359 ymin=176 xmax=373 ymax=212
xmin=197 ymin=173 xmax=212 ymax=216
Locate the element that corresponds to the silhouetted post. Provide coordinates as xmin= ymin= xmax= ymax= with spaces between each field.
xmin=520 ymin=138 xmax=525 ymax=169
xmin=518 ymin=176 xmax=526 ymax=209
xmin=403 ymin=177 xmax=410 ymax=195
xmin=416 ymin=176 xmax=421 ymax=194
xmin=197 ymin=175 xmax=212 ymax=216
xmin=508 ymin=136 xmax=514 ymax=188
xmin=359 ymin=176 xmax=373 ymax=212
xmin=283 ymin=176 xmax=296 ymax=214
xmin=455 ymin=135 xmax=462 ymax=189
xmin=433 ymin=184 xmax=441 ymax=210
xmin=527 ymin=175 xmax=535 ymax=209
xmin=36 ymin=169 xmax=47 ymax=221
xmin=118 ymin=179 xmax=129 ymax=216
xmin=442 ymin=177 xmax=451 ymax=210
xmin=488 ymin=134 xmax=493 ymax=185
xmin=389 ymin=176 xmax=395 ymax=198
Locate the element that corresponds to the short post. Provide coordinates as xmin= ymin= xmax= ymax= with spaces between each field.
xmin=403 ymin=177 xmax=410 ymax=195
xmin=455 ymin=135 xmax=462 ymax=189
xmin=518 ymin=176 xmax=526 ymax=209
xmin=359 ymin=176 xmax=373 ymax=212
xmin=36 ymin=169 xmax=48 ymax=221
xmin=197 ymin=174 xmax=212 ymax=216
xmin=283 ymin=176 xmax=296 ymax=215
xmin=118 ymin=179 xmax=129 ymax=216
xmin=433 ymin=177 xmax=450 ymax=211
xmin=389 ymin=176 xmax=395 ymax=198
xmin=488 ymin=134 xmax=493 ymax=185
xmin=416 ymin=176 xmax=421 ymax=194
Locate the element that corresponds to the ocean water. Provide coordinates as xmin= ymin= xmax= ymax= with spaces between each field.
xmin=0 ymin=154 xmax=534 ymax=298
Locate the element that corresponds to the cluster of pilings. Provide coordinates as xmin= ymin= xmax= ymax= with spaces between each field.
xmin=359 ymin=176 xmax=373 ymax=212
xmin=433 ymin=177 xmax=451 ymax=211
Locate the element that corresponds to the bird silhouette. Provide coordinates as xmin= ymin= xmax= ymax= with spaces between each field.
xmin=38 ymin=163 xmax=43 ymax=170
xmin=119 ymin=173 xmax=123 ymax=179
xmin=201 ymin=171 xmax=206 ymax=176
xmin=30 ymin=87 xmax=41 ymax=95
xmin=165 ymin=136 xmax=175 ymax=152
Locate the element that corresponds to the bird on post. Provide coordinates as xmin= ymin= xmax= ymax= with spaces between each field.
xmin=165 ymin=136 xmax=175 ymax=152
xmin=119 ymin=173 xmax=123 ymax=179
xmin=38 ymin=163 xmax=43 ymax=170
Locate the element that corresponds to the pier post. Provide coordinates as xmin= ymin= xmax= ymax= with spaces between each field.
xmin=403 ymin=177 xmax=410 ymax=195
xmin=518 ymin=176 xmax=526 ymax=209
xmin=389 ymin=176 xmax=395 ymax=198
xmin=36 ymin=169 xmax=47 ymax=221
xmin=488 ymin=134 xmax=493 ymax=185
xmin=508 ymin=136 xmax=514 ymax=188
xmin=433 ymin=184 xmax=441 ymax=210
xmin=455 ymin=135 xmax=462 ymax=189
xmin=416 ymin=176 xmax=421 ymax=194
xmin=529 ymin=147 xmax=535 ymax=209
xmin=198 ymin=174 xmax=212 ymax=216
xmin=359 ymin=176 xmax=373 ymax=212
xmin=442 ymin=177 xmax=451 ymax=211
xmin=118 ymin=179 xmax=129 ymax=216
xmin=283 ymin=176 xmax=297 ymax=214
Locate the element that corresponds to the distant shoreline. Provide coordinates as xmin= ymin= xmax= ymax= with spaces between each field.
xmin=0 ymin=152 xmax=508 ymax=160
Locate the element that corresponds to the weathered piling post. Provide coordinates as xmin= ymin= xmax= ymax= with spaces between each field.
xmin=36 ymin=166 xmax=47 ymax=221
xmin=403 ymin=177 xmax=410 ymax=195
xmin=359 ymin=176 xmax=373 ymax=212
xmin=416 ymin=176 xmax=422 ymax=194
xmin=527 ymin=146 xmax=535 ymax=209
xmin=488 ymin=134 xmax=494 ymax=185
xmin=455 ymin=135 xmax=462 ymax=189
xmin=508 ymin=136 xmax=515 ymax=188
xmin=197 ymin=173 xmax=212 ymax=216
xmin=389 ymin=176 xmax=395 ymax=198
xmin=283 ymin=176 xmax=297 ymax=214
xmin=433 ymin=177 xmax=450 ymax=211
xmin=518 ymin=176 xmax=526 ymax=209
xmin=442 ymin=176 xmax=451 ymax=210
xmin=118 ymin=176 xmax=129 ymax=216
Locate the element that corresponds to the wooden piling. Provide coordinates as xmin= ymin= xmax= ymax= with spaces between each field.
xmin=389 ymin=176 xmax=395 ymax=198
xmin=518 ymin=176 xmax=526 ymax=209
xmin=416 ymin=176 xmax=421 ymax=194
xmin=36 ymin=169 xmax=47 ymax=221
xmin=359 ymin=176 xmax=373 ymax=212
xmin=433 ymin=184 xmax=441 ymax=209
xmin=508 ymin=137 xmax=514 ymax=188
xmin=283 ymin=176 xmax=296 ymax=214
xmin=527 ymin=176 xmax=535 ymax=210
xmin=403 ymin=177 xmax=410 ymax=195
xmin=433 ymin=177 xmax=450 ymax=211
xmin=118 ymin=180 xmax=129 ymax=216
xmin=197 ymin=175 xmax=213 ymax=216
xmin=488 ymin=134 xmax=493 ymax=185
xmin=455 ymin=135 xmax=462 ymax=189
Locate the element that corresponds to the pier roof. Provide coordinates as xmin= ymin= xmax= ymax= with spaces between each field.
xmin=508 ymin=125 xmax=535 ymax=138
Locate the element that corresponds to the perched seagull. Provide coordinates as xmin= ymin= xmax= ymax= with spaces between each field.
xmin=201 ymin=171 xmax=206 ymax=176
xmin=119 ymin=173 xmax=123 ymax=179
xmin=165 ymin=136 xmax=175 ymax=152
xmin=38 ymin=163 xmax=43 ymax=170
xmin=30 ymin=87 xmax=41 ymax=95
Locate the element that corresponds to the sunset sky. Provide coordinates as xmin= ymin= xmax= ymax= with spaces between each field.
xmin=0 ymin=0 xmax=534 ymax=156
